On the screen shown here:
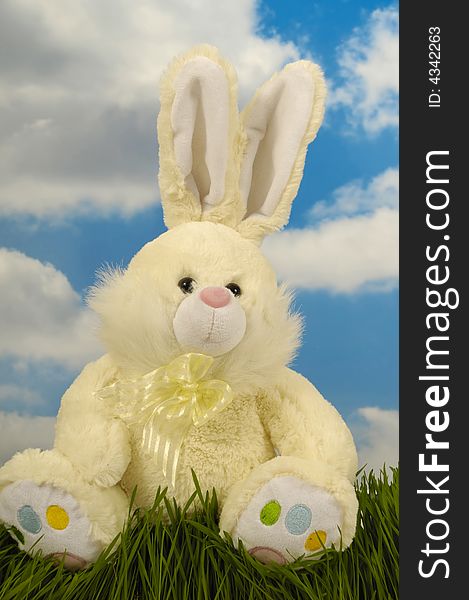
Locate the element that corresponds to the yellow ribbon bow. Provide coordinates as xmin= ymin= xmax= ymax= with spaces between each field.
xmin=96 ymin=353 xmax=233 ymax=489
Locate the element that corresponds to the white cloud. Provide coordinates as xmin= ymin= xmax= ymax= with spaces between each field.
xmin=0 ymin=0 xmax=301 ymax=219
xmin=311 ymin=167 xmax=398 ymax=219
xmin=0 ymin=179 xmax=158 ymax=219
xmin=329 ymin=6 xmax=398 ymax=134
xmin=0 ymin=248 xmax=101 ymax=368
xmin=0 ymin=411 xmax=55 ymax=466
xmin=0 ymin=384 xmax=43 ymax=408
xmin=351 ymin=407 xmax=399 ymax=473
xmin=264 ymin=167 xmax=399 ymax=294
xmin=263 ymin=207 xmax=398 ymax=293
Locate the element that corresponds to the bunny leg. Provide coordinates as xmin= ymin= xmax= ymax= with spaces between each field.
xmin=0 ymin=448 xmax=129 ymax=570
xmin=219 ymin=456 xmax=358 ymax=564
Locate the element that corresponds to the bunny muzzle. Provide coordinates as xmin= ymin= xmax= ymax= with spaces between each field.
xmin=173 ymin=287 xmax=246 ymax=357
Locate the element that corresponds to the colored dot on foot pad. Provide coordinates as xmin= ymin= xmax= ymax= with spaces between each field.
xmin=285 ymin=504 xmax=312 ymax=535
xmin=305 ymin=530 xmax=327 ymax=551
xmin=260 ymin=500 xmax=281 ymax=526
xmin=17 ymin=505 xmax=42 ymax=534
xmin=46 ymin=505 xmax=69 ymax=530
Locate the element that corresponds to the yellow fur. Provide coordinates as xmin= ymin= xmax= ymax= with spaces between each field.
xmin=158 ymin=45 xmax=242 ymax=229
xmin=236 ymin=61 xmax=327 ymax=242
xmin=0 ymin=46 xmax=358 ymax=562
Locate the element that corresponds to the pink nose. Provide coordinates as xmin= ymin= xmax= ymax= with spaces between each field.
xmin=199 ymin=286 xmax=231 ymax=308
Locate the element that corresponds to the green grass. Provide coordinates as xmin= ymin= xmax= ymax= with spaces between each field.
xmin=0 ymin=467 xmax=398 ymax=600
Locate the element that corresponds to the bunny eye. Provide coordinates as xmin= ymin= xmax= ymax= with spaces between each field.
xmin=178 ymin=277 xmax=196 ymax=294
xmin=226 ymin=283 xmax=242 ymax=297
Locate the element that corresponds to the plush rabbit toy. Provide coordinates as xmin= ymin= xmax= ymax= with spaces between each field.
xmin=0 ymin=45 xmax=358 ymax=569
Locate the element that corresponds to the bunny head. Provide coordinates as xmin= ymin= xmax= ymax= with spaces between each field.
xmin=89 ymin=45 xmax=326 ymax=390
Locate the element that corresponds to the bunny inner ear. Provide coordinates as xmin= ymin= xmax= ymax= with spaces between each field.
xmin=240 ymin=66 xmax=315 ymax=218
xmin=171 ymin=57 xmax=230 ymax=211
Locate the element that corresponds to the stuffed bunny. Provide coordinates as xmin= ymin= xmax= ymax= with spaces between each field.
xmin=0 ymin=45 xmax=358 ymax=569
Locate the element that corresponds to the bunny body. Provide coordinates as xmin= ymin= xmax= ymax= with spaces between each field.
xmin=0 ymin=46 xmax=358 ymax=568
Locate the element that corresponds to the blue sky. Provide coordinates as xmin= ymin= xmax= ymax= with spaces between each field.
xmin=0 ymin=0 xmax=398 ymax=469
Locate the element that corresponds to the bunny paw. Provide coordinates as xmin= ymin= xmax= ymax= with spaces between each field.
xmin=0 ymin=480 xmax=103 ymax=570
xmin=232 ymin=476 xmax=343 ymax=564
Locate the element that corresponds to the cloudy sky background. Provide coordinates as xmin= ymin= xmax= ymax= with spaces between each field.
xmin=0 ymin=0 xmax=398 ymax=472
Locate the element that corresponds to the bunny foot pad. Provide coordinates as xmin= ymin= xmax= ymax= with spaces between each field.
xmin=0 ymin=481 xmax=102 ymax=570
xmin=232 ymin=476 xmax=343 ymax=564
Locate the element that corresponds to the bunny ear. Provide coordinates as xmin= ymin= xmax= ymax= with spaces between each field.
xmin=236 ymin=61 xmax=326 ymax=243
xmin=157 ymin=45 xmax=240 ymax=229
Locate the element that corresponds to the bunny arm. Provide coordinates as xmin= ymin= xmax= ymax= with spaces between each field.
xmin=54 ymin=354 xmax=131 ymax=488
xmin=257 ymin=367 xmax=358 ymax=482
